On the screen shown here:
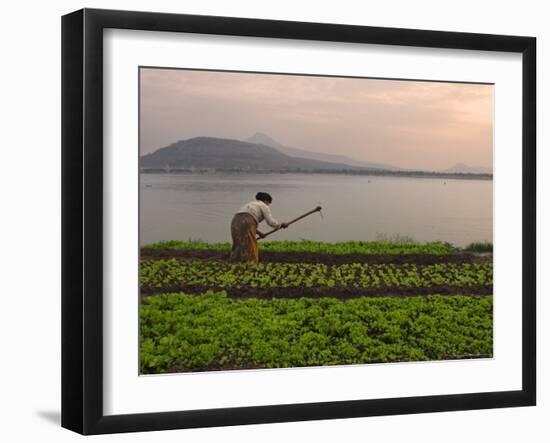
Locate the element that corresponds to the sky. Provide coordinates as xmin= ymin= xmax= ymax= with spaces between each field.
xmin=139 ymin=68 xmax=493 ymax=171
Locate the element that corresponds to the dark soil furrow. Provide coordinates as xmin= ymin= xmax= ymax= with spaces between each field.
xmin=140 ymin=248 xmax=492 ymax=265
xmin=140 ymin=284 xmax=493 ymax=299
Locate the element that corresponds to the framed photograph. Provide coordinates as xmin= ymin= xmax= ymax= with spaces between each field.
xmin=61 ymin=8 xmax=536 ymax=435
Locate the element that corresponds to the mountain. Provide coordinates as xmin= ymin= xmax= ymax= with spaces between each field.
xmin=140 ymin=136 xmax=362 ymax=171
xmin=141 ymin=136 xmax=492 ymax=178
xmin=444 ymin=163 xmax=493 ymax=174
xmin=244 ymin=132 xmax=401 ymax=171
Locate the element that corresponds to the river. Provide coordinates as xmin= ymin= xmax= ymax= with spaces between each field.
xmin=140 ymin=173 xmax=492 ymax=247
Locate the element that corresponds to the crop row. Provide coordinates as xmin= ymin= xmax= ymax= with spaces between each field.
xmin=140 ymin=259 xmax=493 ymax=292
xmin=142 ymin=240 xmax=459 ymax=255
xmin=140 ymin=291 xmax=493 ymax=373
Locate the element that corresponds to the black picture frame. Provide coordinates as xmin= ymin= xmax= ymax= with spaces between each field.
xmin=61 ymin=8 xmax=536 ymax=435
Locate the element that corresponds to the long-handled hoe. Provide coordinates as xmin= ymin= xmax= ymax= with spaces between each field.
xmin=257 ymin=206 xmax=323 ymax=240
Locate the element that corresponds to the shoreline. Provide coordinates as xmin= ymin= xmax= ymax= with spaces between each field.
xmin=140 ymin=169 xmax=493 ymax=181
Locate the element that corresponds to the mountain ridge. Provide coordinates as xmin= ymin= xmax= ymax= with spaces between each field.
xmin=140 ymin=134 xmax=492 ymax=178
xmin=140 ymin=136 xmax=361 ymax=171
xmin=444 ymin=163 xmax=493 ymax=174
xmin=244 ymin=132 xmax=401 ymax=171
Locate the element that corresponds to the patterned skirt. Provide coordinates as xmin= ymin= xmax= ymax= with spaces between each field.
xmin=230 ymin=213 xmax=259 ymax=263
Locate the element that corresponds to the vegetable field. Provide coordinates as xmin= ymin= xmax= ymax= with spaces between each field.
xmin=140 ymin=240 xmax=493 ymax=374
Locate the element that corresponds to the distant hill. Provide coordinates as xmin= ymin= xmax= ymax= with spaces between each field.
xmin=140 ymin=136 xmax=492 ymax=180
xmin=444 ymin=163 xmax=493 ymax=174
xmin=140 ymin=136 xmax=361 ymax=172
xmin=244 ymin=133 xmax=401 ymax=171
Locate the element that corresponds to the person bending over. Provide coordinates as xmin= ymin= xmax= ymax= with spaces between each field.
xmin=230 ymin=192 xmax=288 ymax=263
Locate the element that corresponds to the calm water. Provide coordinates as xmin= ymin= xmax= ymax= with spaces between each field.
xmin=140 ymin=173 xmax=492 ymax=247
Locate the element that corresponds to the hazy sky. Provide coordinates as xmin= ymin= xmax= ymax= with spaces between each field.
xmin=140 ymin=68 xmax=493 ymax=170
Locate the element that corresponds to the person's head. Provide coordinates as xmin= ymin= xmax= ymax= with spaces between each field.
xmin=255 ymin=192 xmax=273 ymax=205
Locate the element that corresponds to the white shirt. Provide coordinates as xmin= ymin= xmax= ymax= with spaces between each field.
xmin=237 ymin=201 xmax=281 ymax=228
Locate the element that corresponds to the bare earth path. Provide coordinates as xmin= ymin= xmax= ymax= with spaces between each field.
xmin=141 ymin=248 xmax=492 ymax=266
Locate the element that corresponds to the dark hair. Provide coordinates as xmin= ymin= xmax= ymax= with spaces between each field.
xmin=255 ymin=192 xmax=272 ymax=203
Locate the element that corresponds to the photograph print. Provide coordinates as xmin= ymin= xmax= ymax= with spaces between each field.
xmin=139 ymin=67 xmax=493 ymax=374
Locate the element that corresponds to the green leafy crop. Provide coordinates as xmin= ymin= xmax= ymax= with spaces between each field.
xmin=140 ymin=259 xmax=492 ymax=293
xmin=140 ymin=292 xmax=493 ymax=373
xmin=139 ymin=240 xmax=493 ymax=373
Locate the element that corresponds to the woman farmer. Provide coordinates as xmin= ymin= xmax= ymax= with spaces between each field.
xmin=230 ymin=192 xmax=288 ymax=263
